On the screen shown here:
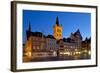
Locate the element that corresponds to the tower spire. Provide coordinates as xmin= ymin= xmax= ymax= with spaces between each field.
xmin=28 ymin=21 xmax=31 ymax=32
xmin=56 ymin=16 xmax=59 ymax=26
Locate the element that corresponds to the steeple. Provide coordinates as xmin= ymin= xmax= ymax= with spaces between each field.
xmin=56 ymin=16 xmax=59 ymax=26
xmin=53 ymin=16 xmax=62 ymax=40
xmin=28 ymin=22 xmax=31 ymax=32
xmin=26 ymin=22 xmax=31 ymax=40
xmin=85 ymin=37 xmax=88 ymax=41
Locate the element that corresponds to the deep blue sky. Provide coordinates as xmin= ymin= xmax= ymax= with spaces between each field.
xmin=23 ymin=10 xmax=91 ymax=43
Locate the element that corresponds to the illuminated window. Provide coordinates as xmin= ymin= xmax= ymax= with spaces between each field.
xmin=57 ymin=34 xmax=59 ymax=36
xmin=33 ymin=46 xmax=35 ymax=49
xmin=37 ymin=46 xmax=39 ymax=49
xmin=57 ymin=29 xmax=61 ymax=32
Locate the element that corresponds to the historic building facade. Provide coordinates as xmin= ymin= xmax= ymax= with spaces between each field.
xmin=45 ymin=35 xmax=58 ymax=51
xmin=82 ymin=37 xmax=91 ymax=56
xmin=24 ymin=24 xmax=46 ymax=58
xmin=57 ymin=29 xmax=82 ymax=56
xmin=70 ymin=29 xmax=82 ymax=49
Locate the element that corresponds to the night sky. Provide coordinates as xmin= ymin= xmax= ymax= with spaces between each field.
xmin=23 ymin=10 xmax=91 ymax=43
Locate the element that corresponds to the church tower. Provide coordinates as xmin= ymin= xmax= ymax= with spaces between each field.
xmin=53 ymin=16 xmax=62 ymax=40
xmin=24 ymin=22 xmax=32 ymax=58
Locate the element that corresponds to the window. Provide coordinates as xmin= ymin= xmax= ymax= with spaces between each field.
xmin=37 ymin=46 xmax=39 ymax=49
xmin=33 ymin=46 xmax=35 ymax=49
xmin=59 ymin=34 xmax=61 ymax=36
xmin=57 ymin=29 xmax=61 ymax=33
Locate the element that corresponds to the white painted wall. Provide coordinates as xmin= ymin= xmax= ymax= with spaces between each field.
xmin=0 ymin=0 xmax=99 ymax=73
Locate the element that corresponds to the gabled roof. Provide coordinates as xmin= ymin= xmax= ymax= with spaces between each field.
xmin=26 ymin=31 xmax=44 ymax=38
xmin=73 ymin=29 xmax=82 ymax=40
xmin=46 ymin=35 xmax=55 ymax=39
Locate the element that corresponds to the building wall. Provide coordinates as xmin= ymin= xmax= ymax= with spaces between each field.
xmin=32 ymin=36 xmax=46 ymax=51
xmin=82 ymin=41 xmax=91 ymax=50
xmin=53 ymin=24 xmax=62 ymax=40
xmin=58 ymin=41 xmax=77 ymax=50
xmin=45 ymin=38 xmax=58 ymax=51
xmin=70 ymin=33 xmax=82 ymax=49
xmin=24 ymin=36 xmax=33 ymax=57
